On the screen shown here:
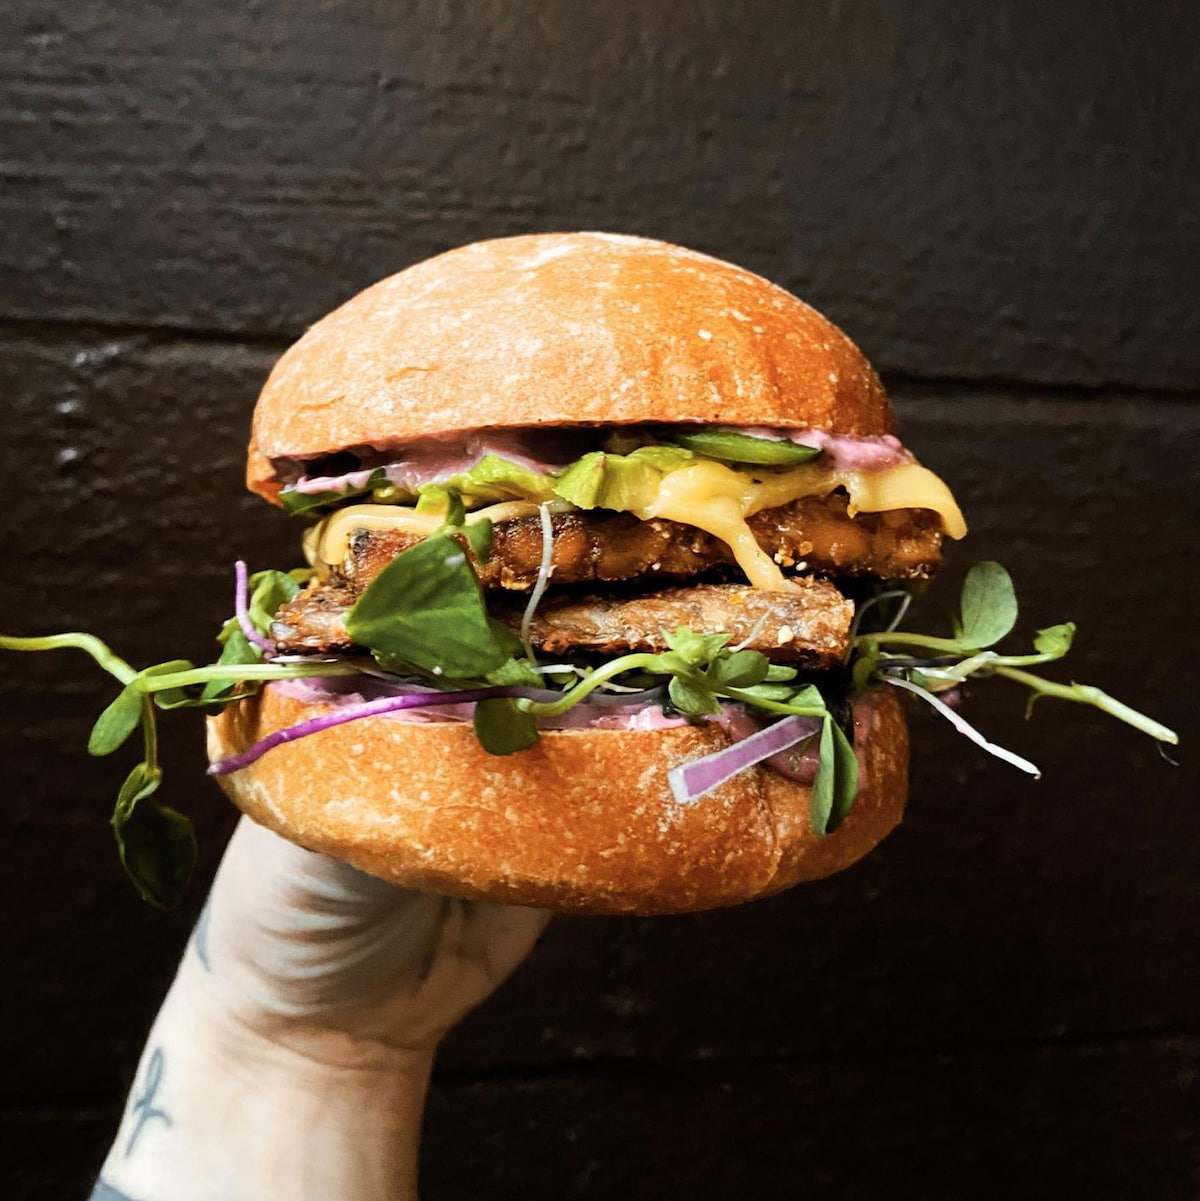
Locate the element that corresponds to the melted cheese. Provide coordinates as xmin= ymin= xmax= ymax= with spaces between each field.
xmin=315 ymin=499 xmax=553 ymax=566
xmin=826 ymin=463 xmax=966 ymax=539
xmin=309 ymin=462 xmax=967 ymax=591
xmin=637 ymin=460 xmax=967 ymax=591
xmin=640 ymin=462 xmax=795 ymax=591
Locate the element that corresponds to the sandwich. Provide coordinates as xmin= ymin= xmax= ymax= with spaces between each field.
xmin=0 ymin=232 xmax=1176 ymax=912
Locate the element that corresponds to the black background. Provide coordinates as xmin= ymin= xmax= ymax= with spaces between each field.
xmin=1 ymin=3 xmax=1197 ymax=1198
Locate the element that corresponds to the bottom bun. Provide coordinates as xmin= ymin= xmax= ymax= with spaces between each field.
xmin=207 ymin=686 xmax=908 ymax=915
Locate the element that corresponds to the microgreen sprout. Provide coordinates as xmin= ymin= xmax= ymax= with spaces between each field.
xmin=1 ymin=551 xmax=1177 ymax=908
xmin=856 ymin=562 xmax=1178 ymax=768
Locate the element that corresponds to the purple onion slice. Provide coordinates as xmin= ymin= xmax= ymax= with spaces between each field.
xmin=667 ymin=714 xmax=820 ymax=805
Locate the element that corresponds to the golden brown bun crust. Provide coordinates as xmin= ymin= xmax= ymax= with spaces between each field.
xmin=207 ymin=688 xmax=907 ymax=915
xmin=248 ymin=232 xmax=892 ymax=503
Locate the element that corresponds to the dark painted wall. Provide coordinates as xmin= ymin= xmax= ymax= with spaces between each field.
xmin=1 ymin=3 xmax=1196 ymax=1198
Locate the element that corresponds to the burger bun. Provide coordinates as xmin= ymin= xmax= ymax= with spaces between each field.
xmin=208 ymin=687 xmax=907 ymax=915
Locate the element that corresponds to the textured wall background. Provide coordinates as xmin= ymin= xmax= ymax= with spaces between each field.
xmin=1 ymin=2 xmax=1196 ymax=1198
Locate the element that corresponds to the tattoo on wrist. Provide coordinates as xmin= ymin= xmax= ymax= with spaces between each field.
xmin=125 ymin=1045 xmax=172 ymax=1157
xmin=191 ymin=896 xmax=212 ymax=972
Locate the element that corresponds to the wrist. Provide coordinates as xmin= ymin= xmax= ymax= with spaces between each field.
xmin=99 ymin=971 xmax=433 ymax=1201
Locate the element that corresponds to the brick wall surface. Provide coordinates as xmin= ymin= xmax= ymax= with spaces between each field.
xmin=0 ymin=3 xmax=1196 ymax=1198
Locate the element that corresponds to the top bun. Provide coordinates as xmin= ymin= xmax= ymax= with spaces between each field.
xmin=247 ymin=233 xmax=892 ymax=502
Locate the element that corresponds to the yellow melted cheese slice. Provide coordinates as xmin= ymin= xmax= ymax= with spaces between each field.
xmin=309 ymin=499 xmax=559 ymax=567
xmin=637 ymin=460 xmax=965 ymax=591
xmin=308 ymin=462 xmax=967 ymax=592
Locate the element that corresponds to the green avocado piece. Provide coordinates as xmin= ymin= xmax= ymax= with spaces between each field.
xmin=415 ymin=454 xmax=556 ymax=511
xmin=552 ymin=446 xmax=693 ymax=511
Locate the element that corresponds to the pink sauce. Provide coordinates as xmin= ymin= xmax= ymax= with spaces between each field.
xmin=287 ymin=426 xmax=911 ymax=497
xmin=289 ymin=431 xmax=578 ymax=496
xmin=267 ymin=678 xmax=881 ymax=788
xmin=269 ymin=676 xmax=689 ymax=731
xmin=557 ymin=705 xmax=690 ymax=731
xmin=724 ymin=426 xmax=912 ymax=471
xmin=294 ymin=467 xmax=377 ymax=495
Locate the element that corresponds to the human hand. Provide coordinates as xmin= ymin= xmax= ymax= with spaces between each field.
xmin=194 ymin=816 xmax=552 ymax=1059
xmin=95 ymin=817 xmax=549 ymax=1201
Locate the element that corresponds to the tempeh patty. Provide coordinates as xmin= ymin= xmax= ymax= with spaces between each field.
xmin=272 ymin=580 xmax=853 ymax=667
xmin=320 ymin=493 xmax=942 ymax=595
xmin=519 ymin=580 xmax=852 ymax=668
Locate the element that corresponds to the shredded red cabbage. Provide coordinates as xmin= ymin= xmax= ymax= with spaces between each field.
xmin=234 ymin=560 xmax=276 ymax=656
xmin=208 ymin=686 xmax=528 ymax=775
xmin=271 ymin=674 xmax=665 ymax=709
xmin=208 ymin=679 xmax=680 ymax=775
xmin=209 ymin=672 xmax=822 ymax=792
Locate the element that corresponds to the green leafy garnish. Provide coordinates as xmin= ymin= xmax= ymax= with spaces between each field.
xmin=345 ymin=530 xmax=520 ymax=678
xmin=201 ymin=568 xmax=306 ymax=704
xmin=707 ymin=649 xmax=771 ymax=690
xmin=855 ymin=562 xmax=1178 ymax=752
xmin=1033 ymin=622 xmax=1075 ymax=658
xmin=810 ymin=718 xmax=838 ymax=837
xmin=112 ymin=762 xmax=196 ymax=909
xmin=828 ymin=719 xmax=861 ymax=832
xmin=4 ymin=545 xmax=1177 ymax=909
xmin=512 ymin=628 xmax=842 ymax=832
xmin=90 ymin=659 xmax=197 ymax=749
xmin=486 ymin=657 xmax=544 ymax=688
xmin=0 ymin=621 xmax=357 ymax=905
xmin=668 ymin=673 xmax=722 ymax=718
xmin=956 ymin=560 xmax=1018 ymax=648
xmin=200 ymin=627 xmax=261 ymax=704
xmin=660 ymin=626 xmax=732 ymax=669
xmin=88 ymin=682 xmax=145 ymax=756
xmin=473 ymin=697 xmax=540 ymax=754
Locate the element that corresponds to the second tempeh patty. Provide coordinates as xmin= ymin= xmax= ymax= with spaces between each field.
xmin=273 ymin=579 xmax=854 ymax=668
